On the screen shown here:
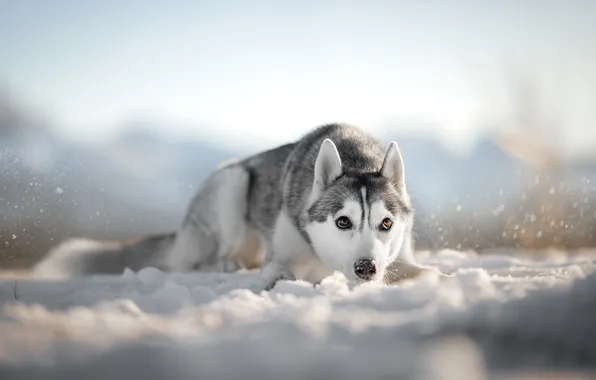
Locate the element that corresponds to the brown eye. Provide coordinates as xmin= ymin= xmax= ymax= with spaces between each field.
xmin=335 ymin=216 xmax=352 ymax=229
xmin=380 ymin=218 xmax=393 ymax=231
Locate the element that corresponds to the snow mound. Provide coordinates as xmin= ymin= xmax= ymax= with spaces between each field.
xmin=1 ymin=249 xmax=596 ymax=380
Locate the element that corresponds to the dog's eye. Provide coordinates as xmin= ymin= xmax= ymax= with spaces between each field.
xmin=335 ymin=216 xmax=352 ymax=229
xmin=380 ymin=218 xmax=393 ymax=231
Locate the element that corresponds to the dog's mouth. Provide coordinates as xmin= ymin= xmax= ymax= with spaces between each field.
xmin=357 ymin=272 xmax=385 ymax=283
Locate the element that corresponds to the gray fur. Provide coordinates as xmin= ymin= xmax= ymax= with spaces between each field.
xmin=242 ymin=143 xmax=296 ymax=244
xmin=35 ymin=123 xmax=428 ymax=289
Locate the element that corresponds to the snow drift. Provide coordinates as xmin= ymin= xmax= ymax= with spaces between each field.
xmin=0 ymin=249 xmax=595 ymax=380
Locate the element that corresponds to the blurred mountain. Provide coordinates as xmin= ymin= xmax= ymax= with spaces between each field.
xmin=383 ymin=132 xmax=524 ymax=214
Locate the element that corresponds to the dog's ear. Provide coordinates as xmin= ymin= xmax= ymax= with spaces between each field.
xmin=380 ymin=141 xmax=406 ymax=192
xmin=312 ymin=139 xmax=342 ymax=195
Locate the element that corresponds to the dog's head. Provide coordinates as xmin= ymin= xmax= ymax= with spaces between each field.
xmin=305 ymin=139 xmax=413 ymax=283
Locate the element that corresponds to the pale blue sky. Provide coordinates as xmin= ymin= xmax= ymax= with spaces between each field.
xmin=1 ymin=0 xmax=595 ymax=154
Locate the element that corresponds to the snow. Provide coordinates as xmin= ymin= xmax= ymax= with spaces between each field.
xmin=1 ymin=249 xmax=596 ymax=380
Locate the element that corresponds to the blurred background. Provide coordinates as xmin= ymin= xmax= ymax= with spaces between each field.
xmin=1 ymin=0 xmax=596 ymax=268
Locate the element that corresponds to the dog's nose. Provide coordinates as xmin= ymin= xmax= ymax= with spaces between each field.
xmin=354 ymin=258 xmax=377 ymax=280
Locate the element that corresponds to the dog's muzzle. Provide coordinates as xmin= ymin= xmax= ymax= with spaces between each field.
xmin=354 ymin=258 xmax=377 ymax=280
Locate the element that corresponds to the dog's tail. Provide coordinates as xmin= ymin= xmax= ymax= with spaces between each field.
xmin=33 ymin=232 xmax=176 ymax=279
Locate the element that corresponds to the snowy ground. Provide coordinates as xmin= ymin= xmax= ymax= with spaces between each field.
xmin=1 ymin=249 xmax=596 ymax=380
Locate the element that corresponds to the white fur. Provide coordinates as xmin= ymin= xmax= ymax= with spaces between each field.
xmin=369 ymin=200 xmax=407 ymax=265
xmin=271 ymin=210 xmax=312 ymax=269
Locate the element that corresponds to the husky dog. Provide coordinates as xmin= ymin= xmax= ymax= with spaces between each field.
xmin=35 ymin=123 xmax=434 ymax=290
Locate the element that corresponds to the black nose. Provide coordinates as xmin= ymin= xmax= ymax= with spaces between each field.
xmin=354 ymin=258 xmax=377 ymax=280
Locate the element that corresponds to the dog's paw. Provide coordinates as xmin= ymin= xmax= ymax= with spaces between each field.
xmin=260 ymin=262 xmax=296 ymax=291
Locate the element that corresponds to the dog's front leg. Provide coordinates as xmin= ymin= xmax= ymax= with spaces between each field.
xmin=260 ymin=261 xmax=296 ymax=291
xmin=259 ymin=211 xmax=311 ymax=290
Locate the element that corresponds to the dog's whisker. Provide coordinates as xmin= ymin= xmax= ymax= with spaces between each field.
xmin=384 ymin=268 xmax=404 ymax=282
